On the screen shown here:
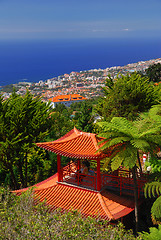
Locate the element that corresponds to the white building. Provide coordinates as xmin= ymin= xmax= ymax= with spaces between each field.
xmin=49 ymin=94 xmax=86 ymax=108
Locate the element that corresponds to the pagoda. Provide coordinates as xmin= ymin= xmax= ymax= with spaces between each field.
xmin=14 ymin=127 xmax=148 ymax=221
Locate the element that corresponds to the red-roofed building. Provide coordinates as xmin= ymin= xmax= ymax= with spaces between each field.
xmin=14 ymin=128 xmax=148 ymax=222
xmin=49 ymin=94 xmax=86 ymax=108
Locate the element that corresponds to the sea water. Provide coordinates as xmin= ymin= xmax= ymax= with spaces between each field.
xmin=0 ymin=37 xmax=161 ymax=86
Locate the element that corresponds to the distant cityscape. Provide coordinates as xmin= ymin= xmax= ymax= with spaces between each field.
xmin=1 ymin=58 xmax=161 ymax=102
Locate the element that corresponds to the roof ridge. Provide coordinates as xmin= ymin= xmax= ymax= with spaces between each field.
xmin=97 ymin=192 xmax=114 ymax=220
xmin=91 ymin=133 xmax=99 ymax=151
xmin=35 ymin=183 xmax=58 ymax=192
xmin=74 ymin=127 xmax=81 ymax=135
xmin=54 ymin=134 xmax=81 ymax=144
xmin=36 ymin=128 xmax=107 ymax=160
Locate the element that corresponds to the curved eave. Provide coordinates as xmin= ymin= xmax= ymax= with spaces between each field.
xmin=36 ymin=142 xmax=106 ymax=160
xmin=36 ymin=127 xmax=109 ymax=160
xmin=34 ymin=184 xmax=135 ymax=221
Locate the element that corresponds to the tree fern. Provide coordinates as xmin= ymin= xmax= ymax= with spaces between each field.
xmin=141 ymin=225 xmax=161 ymax=240
xmin=97 ymin=111 xmax=161 ymax=234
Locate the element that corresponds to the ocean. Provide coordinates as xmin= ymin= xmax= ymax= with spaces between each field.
xmin=0 ymin=38 xmax=161 ymax=86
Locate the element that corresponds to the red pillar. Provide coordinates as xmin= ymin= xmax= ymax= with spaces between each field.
xmin=77 ymin=159 xmax=81 ymax=171
xmin=97 ymin=159 xmax=101 ymax=191
xmin=57 ymin=154 xmax=62 ymax=182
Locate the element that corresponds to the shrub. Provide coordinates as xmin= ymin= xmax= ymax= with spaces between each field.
xmin=140 ymin=225 xmax=161 ymax=240
xmin=0 ymin=188 xmax=141 ymax=239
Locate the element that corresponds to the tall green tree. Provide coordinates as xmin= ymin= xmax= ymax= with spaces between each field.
xmin=95 ymin=72 xmax=158 ymax=121
xmin=145 ymin=63 xmax=161 ymax=83
xmin=97 ymin=114 xmax=161 ymax=234
xmin=48 ymin=111 xmax=74 ymax=140
xmin=0 ymin=92 xmax=52 ymax=189
xmin=76 ymin=101 xmax=94 ymax=132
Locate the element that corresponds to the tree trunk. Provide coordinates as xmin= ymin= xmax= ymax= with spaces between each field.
xmin=9 ymin=165 xmax=18 ymax=190
xmin=18 ymin=158 xmax=25 ymax=188
xmin=132 ymin=165 xmax=139 ymax=235
xmin=137 ymin=150 xmax=142 ymax=174
xmin=24 ymin=152 xmax=28 ymax=188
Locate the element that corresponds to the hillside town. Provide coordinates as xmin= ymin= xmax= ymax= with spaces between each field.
xmin=1 ymin=58 xmax=161 ymax=102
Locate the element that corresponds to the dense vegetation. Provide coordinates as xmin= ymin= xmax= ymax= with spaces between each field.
xmin=0 ymin=64 xmax=161 ymax=238
xmin=97 ymin=105 xmax=161 ymax=234
xmin=0 ymin=92 xmax=95 ymax=189
xmin=0 ymin=188 xmax=141 ymax=240
xmin=145 ymin=63 xmax=161 ymax=83
xmin=0 ymin=91 xmax=53 ymax=189
xmin=95 ymin=72 xmax=159 ymax=121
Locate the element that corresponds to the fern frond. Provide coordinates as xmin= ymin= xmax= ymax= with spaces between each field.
xmin=102 ymin=158 xmax=111 ymax=169
xmin=97 ymin=122 xmax=112 ymax=131
xmin=139 ymin=127 xmax=161 ymax=138
xmin=149 ymin=104 xmax=161 ymax=119
xmin=110 ymin=147 xmax=136 ymax=171
xmin=98 ymin=118 xmax=137 ymax=137
xmin=97 ymin=136 xmax=129 ymax=152
xmin=144 ymin=182 xmax=161 ymax=198
xmin=122 ymin=146 xmax=137 ymax=168
xmin=111 ymin=117 xmax=133 ymax=129
xmin=151 ymin=196 xmax=161 ymax=224
xmin=105 ymin=137 xmax=129 ymax=147
xmin=130 ymin=139 xmax=150 ymax=151
xmin=111 ymin=154 xmax=123 ymax=171
xmin=98 ymin=131 xmax=123 ymax=139
xmin=144 ymin=135 xmax=161 ymax=147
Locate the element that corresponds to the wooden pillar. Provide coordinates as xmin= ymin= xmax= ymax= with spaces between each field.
xmin=57 ymin=154 xmax=62 ymax=182
xmin=97 ymin=159 xmax=101 ymax=191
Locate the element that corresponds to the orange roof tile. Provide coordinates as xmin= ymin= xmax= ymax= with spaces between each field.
xmin=13 ymin=166 xmax=135 ymax=220
xmin=49 ymin=94 xmax=86 ymax=103
xmin=36 ymin=127 xmax=109 ymax=160
xmin=34 ymin=183 xmax=134 ymax=220
xmin=13 ymin=128 xmax=136 ymax=221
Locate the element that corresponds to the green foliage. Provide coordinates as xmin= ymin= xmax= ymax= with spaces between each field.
xmin=48 ymin=111 xmax=74 ymax=141
xmin=76 ymin=101 xmax=94 ymax=132
xmin=98 ymin=115 xmax=161 ymax=171
xmin=0 ymin=91 xmax=52 ymax=189
xmin=140 ymin=225 xmax=161 ymax=240
xmin=26 ymin=148 xmax=51 ymax=185
xmin=95 ymin=72 xmax=158 ymax=121
xmin=146 ymin=156 xmax=161 ymax=175
xmin=55 ymin=102 xmax=70 ymax=115
xmin=151 ymin=196 xmax=161 ymax=224
xmin=144 ymin=182 xmax=161 ymax=198
xmin=145 ymin=63 xmax=161 ymax=83
xmin=98 ymin=111 xmax=161 ymax=234
xmin=70 ymin=101 xmax=83 ymax=111
xmin=144 ymin=182 xmax=161 ymax=225
xmin=0 ymin=188 xmax=140 ymax=239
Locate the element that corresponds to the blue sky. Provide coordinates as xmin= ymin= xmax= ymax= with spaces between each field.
xmin=0 ymin=0 xmax=161 ymax=39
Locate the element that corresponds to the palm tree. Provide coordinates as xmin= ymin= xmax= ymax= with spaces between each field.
xmin=97 ymin=115 xmax=161 ymax=234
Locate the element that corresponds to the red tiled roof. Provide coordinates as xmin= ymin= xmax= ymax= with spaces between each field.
xmin=13 ymin=169 xmax=135 ymax=220
xmin=49 ymin=94 xmax=86 ymax=103
xmin=33 ymin=183 xmax=134 ymax=220
xmin=13 ymin=128 xmax=135 ymax=221
xmin=13 ymin=173 xmax=58 ymax=195
xmin=36 ymin=127 xmax=109 ymax=160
